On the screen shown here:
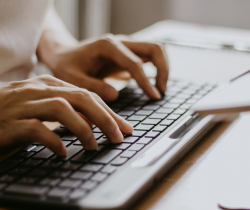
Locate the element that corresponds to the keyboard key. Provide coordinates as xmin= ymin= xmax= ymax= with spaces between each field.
xmin=60 ymin=162 xmax=81 ymax=170
xmin=134 ymin=124 xmax=154 ymax=131
xmin=91 ymin=149 xmax=122 ymax=164
xmin=156 ymin=108 xmax=174 ymax=114
xmin=162 ymin=103 xmax=180 ymax=109
xmin=52 ymin=145 xmax=83 ymax=161
xmin=142 ymin=105 xmax=160 ymax=110
xmin=61 ymin=135 xmax=77 ymax=141
xmin=111 ymin=157 xmax=128 ymax=166
xmin=179 ymin=104 xmax=191 ymax=109
xmin=127 ymin=120 xmax=140 ymax=127
xmin=131 ymin=101 xmax=147 ymax=106
xmin=73 ymin=140 xmax=81 ymax=145
xmin=101 ymin=165 xmax=116 ymax=174
xmin=136 ymin=137 xmax=153 ymax=145
xmin=148 ymin=113 xmax=168 ymax=119
xmin=62 ymin=141 xmax=72 ymax=147
xmin=29 ymin=169 xmax=51 ymax=177
xmin=109 ymin=143 xmax=131 ymax=150
xmin=21 ymin=159 xmax=42 ymax=167
xmin=96 ymin=145 xmax=107 ymax=152
xmin=186 ymin=99 xmax=197 ymax=104
xmin=71 ymin=171 xmax=93 ymax=180
xmin=145 ymin=131 xmax=160 ymax=138
xmin=131 ymin=130 xmax=146 ymax=137
xmin=33 ymin=148 xmax=54 ymax=159
xmin=5 ymin=184 xmax=48 ymax=198
xmin=9 ymin=167 xmax=30 ymax=175
xmin=48 ymin=187 xmax=70 ymax=200
xmin=39 ymin=178 xmax=61 ymax=186
xmin=166 ymin=114 xmax=180 ymax=120
xmin=160 ymin=119 xmax=174 ymax=126
xmin=71 ymin=150 xmax=98 ymax=162
xmin=81 ymin=180 xmax=97 ymax=190
xmin=135 ymin=110 xmax=153 ymax=115
xmin=22 ymin=145 xmax=37 ymax=152
xmin=18 ymin=177 xmax=38 ymax=184
xmin=175 ymin=93 xmax=192 ymax=99
xmin=173 ymin=109 xmax=186 ymax=115
xmin=141 ymin=119 xmax=161 ymax=125
xmin=59 ymin=179 xmax=82 ymax=188
xmin=118 ymin=110 xmax=134 ymax=116
xmin=97 ymin=138 xmax=111 ymax=145
xmin=13 ymin=151 xmax=34 ymax=158
xmin=92 ymin=127 xmax=102 ymax=133
xmin=93 ymin=133 xmax=103 ymax=139
xmin=148 ymin=100 xmax=166 ymax=105
xmin=152 ymin=125 xmax=167 ymax=132
xmin=123 ymin=136 xmax=139 ymax=143
xmin=69 ymin=189 xmax=87 ymax=201
xmin=125 ymin=105 xmax=141 ymax=111
xmin=120 ymin=151 xmax=136 ymax=158
xmin=127 ymin=115 xmax=147 ymax=121
xmin=81 ymin=164 xmax=103 ymax=172
xmin=128 ymin=144 xmax=144 ymax=151
xmin=41 ymin=160 xmax=62 ymax=169
xmin=169 ymin=98 xmax=186 ymax=104
xmin=0 ymin=158 xmax=23 ymax=174
xmin=91 ymin=173 xmax=108 ymax=182
xmin=51 ymin=170 xmax=71 ymax=178
xmin=31 ymin=145 xmax=45 ymax=152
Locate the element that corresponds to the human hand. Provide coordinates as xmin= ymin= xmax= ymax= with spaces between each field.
xmin=0 ymin=75 xmax=133 ymax=155
xmin=37 ymin=33 xmax=169 ymax=101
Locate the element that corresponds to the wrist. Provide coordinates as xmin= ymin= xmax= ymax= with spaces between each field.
xmin=37 ymin=30 xmax=78 ymax=72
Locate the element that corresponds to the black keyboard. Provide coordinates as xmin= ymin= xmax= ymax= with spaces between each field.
xmin=0 ymin=80 xmax=216 ymax=203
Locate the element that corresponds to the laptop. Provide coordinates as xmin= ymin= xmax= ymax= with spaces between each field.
xmin=0 ymin=73 xmax=225 ymax=209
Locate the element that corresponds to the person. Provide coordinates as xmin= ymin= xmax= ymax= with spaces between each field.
xmin=0 ymin=0 xmax=169 ymax=156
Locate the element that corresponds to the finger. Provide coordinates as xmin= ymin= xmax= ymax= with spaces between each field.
xmin=122 ymin=41 xmax=169 ymax=93
xmin=32 ymin=74 xmax=119 ymax=102
xmin=77 ymin=75 xmax=119 ymax=101
xmin=96 ymin=36 xmax=161 ymax=100
xmin=17 ymin=119 xmax=67 ymax=156
xmin=90 ymin=92 xmax=133 ymax=135
xmin=24 ymin=89 xmax=124 ymax=144
xmin=20 ymin=98 xmax=98 ymax=150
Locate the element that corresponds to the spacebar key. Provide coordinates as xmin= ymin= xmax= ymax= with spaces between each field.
xmin=91 ymin=149 xmax=122 ymax=164
xmin=5 ymin=184 xmax=48 ymax=197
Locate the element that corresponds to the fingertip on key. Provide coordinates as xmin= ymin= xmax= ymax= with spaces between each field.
xmin=151 ymin=86 xmax=161 ymax=100
xmin=113 ymin=127 xmax=124 ymax=143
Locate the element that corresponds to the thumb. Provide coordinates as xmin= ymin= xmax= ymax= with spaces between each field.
xmin=80 ymin=76 xmax=119 ymax=101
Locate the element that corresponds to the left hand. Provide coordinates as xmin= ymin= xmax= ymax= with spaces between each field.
xmin=37 ymin=33 xmax=169 ymax=101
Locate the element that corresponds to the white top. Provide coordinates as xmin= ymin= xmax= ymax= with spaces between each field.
xmin=0 ymin=0 xmax=53 ymax=82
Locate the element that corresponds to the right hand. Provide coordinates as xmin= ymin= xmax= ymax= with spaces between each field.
xmin=0 ymin=75 xmax=133 ymax=156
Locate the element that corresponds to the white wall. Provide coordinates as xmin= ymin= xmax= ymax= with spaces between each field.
xmin=54 ymin=0 xmax=250 ymax=38
xmin=110 ymin=0 xmax=250 ymax=34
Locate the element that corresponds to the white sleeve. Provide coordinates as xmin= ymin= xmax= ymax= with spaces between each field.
xmin=43 ymin=6 xmax=78 ymax=46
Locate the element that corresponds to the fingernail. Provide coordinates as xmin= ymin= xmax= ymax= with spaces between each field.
xmin=104 ymin=86 xmax=118 ymax=101
xmin=60 ymin=145 xmax=67 ymax=156
xmin=86 ymin=136 xmax=98 ymax=150
xmin=152 ymin=86 xmax=161 ymax=99
xmin=113 ymin=127 xmax=123 ymax=143
xmin=121 ymin=118 xmax=134 ymax=134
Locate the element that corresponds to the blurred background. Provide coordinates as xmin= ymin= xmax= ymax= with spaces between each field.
xmin=54 ymin=0 xmax=250 ymax=40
